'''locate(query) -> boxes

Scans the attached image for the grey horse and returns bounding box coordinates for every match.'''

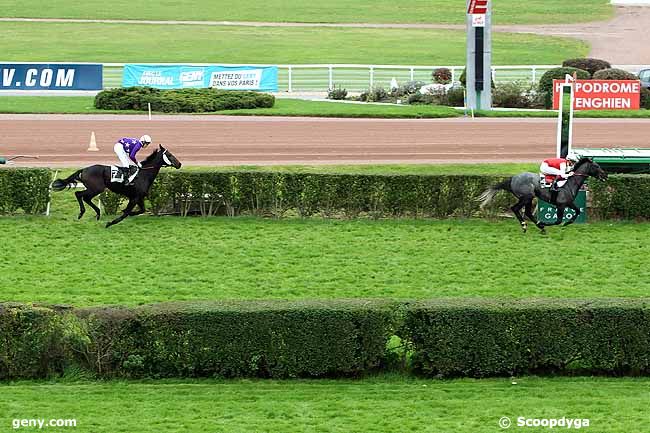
[478,158,608,233]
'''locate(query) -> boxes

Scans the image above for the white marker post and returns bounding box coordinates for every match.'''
[148,103,152,121]
[87,131,99,152]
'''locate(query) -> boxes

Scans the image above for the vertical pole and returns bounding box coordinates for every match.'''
[288,66,293,93]
[466,1,477,110]
[328,65,333,90]
[370,66,374,88]
[481,1,492,110]
[410,67,414,81]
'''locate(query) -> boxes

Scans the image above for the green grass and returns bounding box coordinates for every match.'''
[2,181,649,305]
[4,96,650,118]
[0,0,613,24]
[0,23,588,65]
[1,375,647,433]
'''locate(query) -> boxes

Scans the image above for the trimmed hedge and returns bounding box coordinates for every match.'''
[538,67,591,109]
[403,299,650,377]
[592,68,638,81]
[590,174,650,220]
[94,87,275,113]
[76,300,395,378]
[145,171,512,218]
[4,299,650,379]
[0,168,51,215]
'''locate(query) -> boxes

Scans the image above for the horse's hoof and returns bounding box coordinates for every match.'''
[105,222,112,228]
[78,214,83,220]
[96,215,101,221]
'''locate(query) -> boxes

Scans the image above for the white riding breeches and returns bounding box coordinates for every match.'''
[114,143,135,167]
[539,162,567,178]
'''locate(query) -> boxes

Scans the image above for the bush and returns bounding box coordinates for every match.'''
[359,87,390,102]
[392,81,426,98]
[403,299,650,377]
[75,300,396,378]
[94,87,275,113]
[538,67,591,108]
[327,85,348,100]
[447,87,466,107]
[562,58,611,76]
[432,68,452,84]
[641,88,650,110]
[492,81,537,109]
[592,68,638,81]
[0,168,51,215]
[145,171,513,219]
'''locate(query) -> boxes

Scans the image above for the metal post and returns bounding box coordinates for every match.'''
[328,65,333,90]
[370,66,374,88]
[410,67,414,81]
[288,66,293,93]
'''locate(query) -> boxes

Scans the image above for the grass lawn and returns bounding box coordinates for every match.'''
[3,96,650,118]
[2,178,649,305]
[0,23,588,65]
[0,0,613,25]
[1,376,647,433]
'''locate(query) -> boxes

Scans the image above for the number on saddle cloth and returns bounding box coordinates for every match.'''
[110,166,125,183]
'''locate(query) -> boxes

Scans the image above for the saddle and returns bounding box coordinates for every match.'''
[539,175,567,189]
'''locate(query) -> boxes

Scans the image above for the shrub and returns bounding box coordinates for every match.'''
[641,88,650,110]
[403,299,650,377]
[492,81,537,109]
[95,87,275,113]
[75,300,396,378]
[447,87,465,107]
[592,68,638,81]
[590,174,650,219]
[562,58,611,76]
[359,87,390,102]
[0,168,51,215]
[327,85,348,100]
[432,68,452,84]
[392,81,426,98]
[538,67,591,108]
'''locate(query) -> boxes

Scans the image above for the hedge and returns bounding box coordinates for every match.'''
[590,174,650,220]
[0,168,51,215]
[94,87,275,113]
[125,171,513,218]
[4,299,650,380]
[403,299,650,377]
[562,58,611,76]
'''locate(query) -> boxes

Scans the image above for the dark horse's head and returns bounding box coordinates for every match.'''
[141,144,182,169]
[573,157,608,182]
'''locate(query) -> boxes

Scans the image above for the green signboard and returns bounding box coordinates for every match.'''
[537,189,587,224]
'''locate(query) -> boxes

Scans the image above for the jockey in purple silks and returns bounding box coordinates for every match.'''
[113,135,151,184]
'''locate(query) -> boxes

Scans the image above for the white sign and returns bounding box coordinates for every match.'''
[471,14,486,27]
[209,69,263,90]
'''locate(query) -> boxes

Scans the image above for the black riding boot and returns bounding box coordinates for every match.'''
[123,166,137,186]
[550,179,559,203]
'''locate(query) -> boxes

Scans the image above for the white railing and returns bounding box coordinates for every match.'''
[92,63,650,93]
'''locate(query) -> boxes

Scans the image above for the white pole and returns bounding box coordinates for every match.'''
[148,103,152,121]
[288,66,293,93]
[556,84,564,158]
[46,170,59,217]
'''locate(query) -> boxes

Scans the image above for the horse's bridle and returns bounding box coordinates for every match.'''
[139,149,172,170]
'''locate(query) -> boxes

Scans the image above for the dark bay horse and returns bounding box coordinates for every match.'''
[52,145,181,227]
[478,158,608,233]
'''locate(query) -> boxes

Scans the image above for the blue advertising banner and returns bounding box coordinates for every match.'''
[123,64,278,91]
[0,63,103,90]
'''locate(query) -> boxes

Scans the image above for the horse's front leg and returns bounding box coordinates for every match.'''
[128,198,146,216]
[105,199,137,228]
[563,202,581,227]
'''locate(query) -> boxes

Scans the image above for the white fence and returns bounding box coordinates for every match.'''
[99,63,650,93]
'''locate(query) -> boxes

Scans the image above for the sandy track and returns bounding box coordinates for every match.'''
[2,116,649,167]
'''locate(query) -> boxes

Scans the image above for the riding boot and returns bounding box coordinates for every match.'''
[119,167,131,184]
[124,166,137,186]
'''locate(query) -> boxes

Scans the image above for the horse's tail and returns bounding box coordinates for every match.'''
[477,178,512,209]
[52,170,82,191]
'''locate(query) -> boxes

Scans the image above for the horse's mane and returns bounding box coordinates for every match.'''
[141,148,160,166]
[574,157,592,170]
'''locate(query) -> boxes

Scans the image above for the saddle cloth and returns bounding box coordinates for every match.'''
[110,166,125,183]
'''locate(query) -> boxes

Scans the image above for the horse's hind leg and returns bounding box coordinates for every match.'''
[82,191,102,221]
[524,198,538,226]
[510,196,528,232]
[75,190,87,219]
[128,198,146,216]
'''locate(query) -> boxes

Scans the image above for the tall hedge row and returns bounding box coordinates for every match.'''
[140,171,513,218]
[403,299,650,377]
[0,168,51,214]
[589,174,650,219]
[4,299,650,380]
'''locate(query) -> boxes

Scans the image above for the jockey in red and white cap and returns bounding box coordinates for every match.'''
[540,153,578,191]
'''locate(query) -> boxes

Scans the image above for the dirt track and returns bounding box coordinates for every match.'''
[2,115,650,167]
